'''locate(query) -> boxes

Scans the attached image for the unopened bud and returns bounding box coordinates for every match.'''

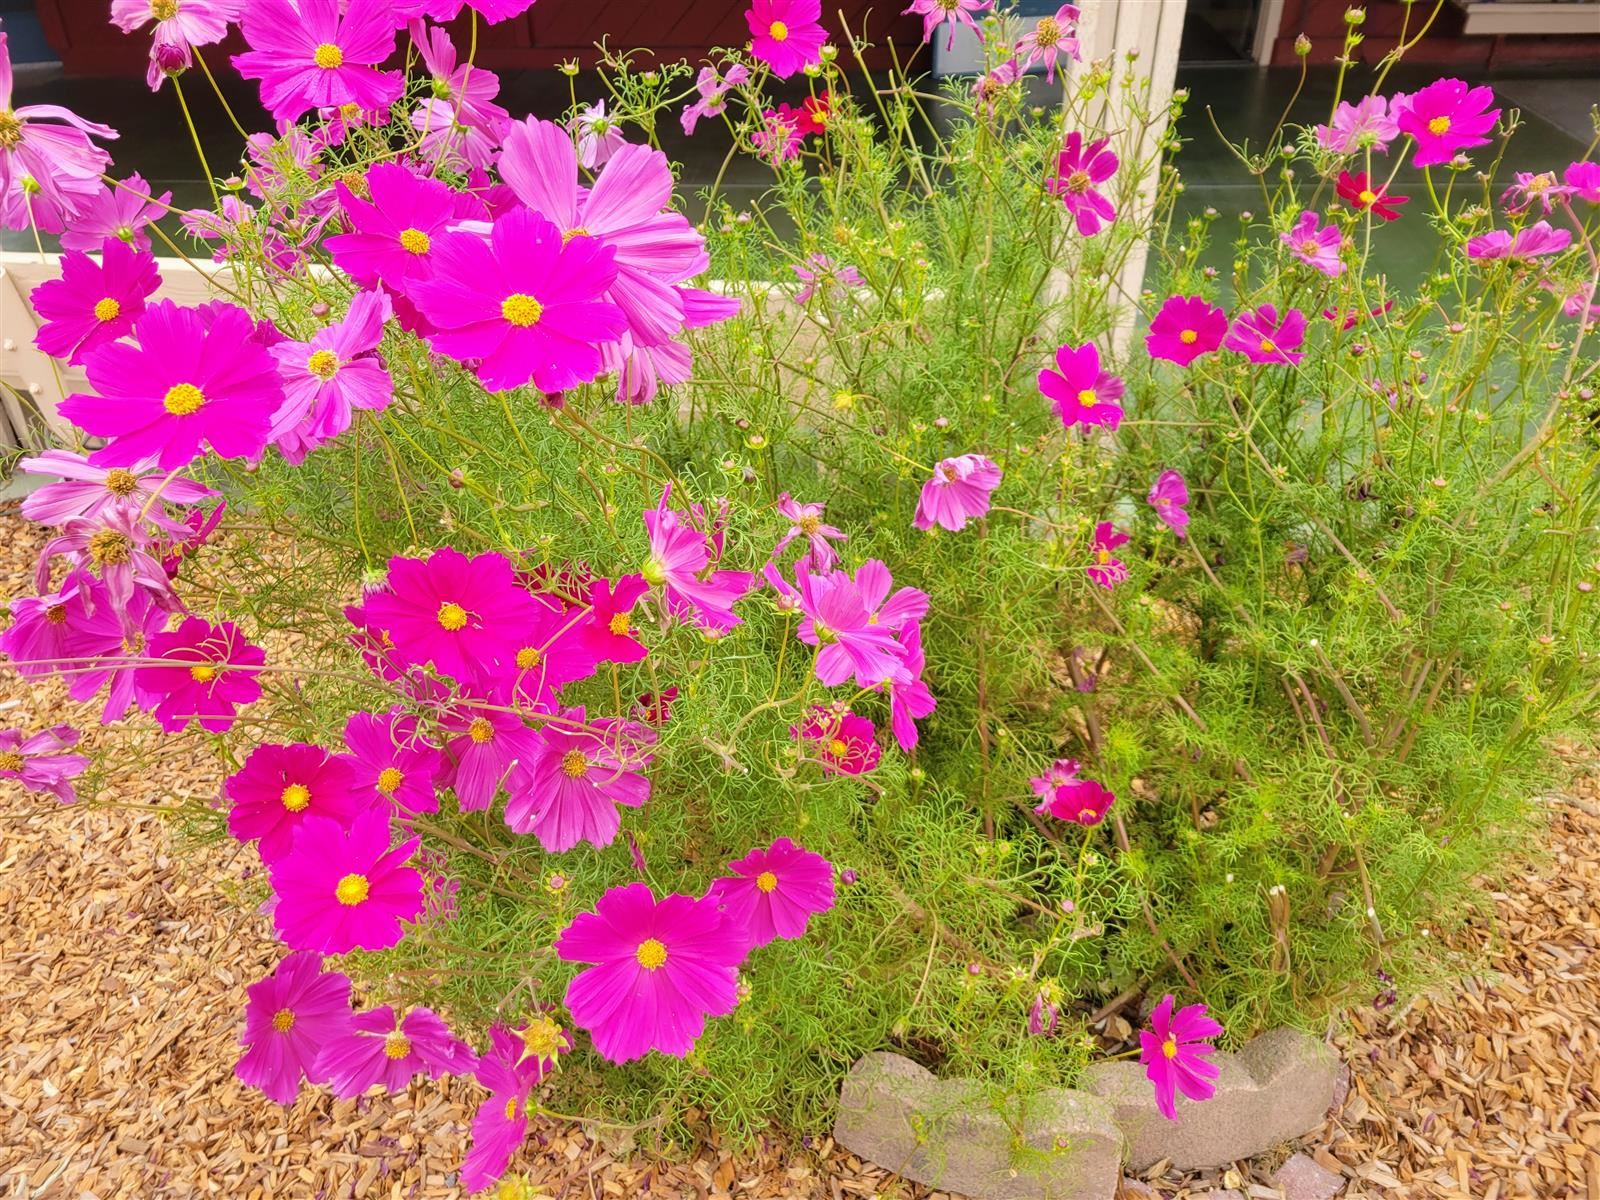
[1294,33,1312,56]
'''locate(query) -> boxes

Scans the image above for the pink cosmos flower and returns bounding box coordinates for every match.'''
[460,1022,567,1192]
[1314,95,1398,155]
[226,742,370,864]
[441,704,544,813]
[411,20,509,134]
[753,108,806,164]
[488,594,600,711]
[411,208,625,394]
[573,99,625,168]
[410,97,506,173]
[794,565,906,687]
[18,449,213,530]
[1466,220,1572,261]
[1039,341,1124,431]
[792,254,864,304]
[972,59,1020,118]
[0,31,118,216]
[1086,522,1129,590]
[1321,301,1392,331]
[1501,170,1572,215]
[233,0,403,125]
[1139,994,1223,1120]
[1048,132,1118,236]
[856,558,929,634]
[58,174,170,254]
[58,300,284,472]
[1147,469,1190,538]
[235,952,352,1104]
[914,453,1002,533]
[681,63,749,136]
[712,837,835,948]
[1565,161,1600,205]
[342,710,444,817]
[0,725,90,804]
[792,706,882,775]
[905,0,990,51]
[1035,776,1114,826]
[576,575,650,665]
[1017,5,1081,83]
[642,486,755,633]
[1146,295,1227,366]
[268,288,393,464]
[270,806,423,954]
[557,882,747,1063]
[887,622,936,751]
[161,499,225,578]
[1029,758,1080,798]
[1029,983,1061,1037]
[772,494,846,571]
[33,507,176,623]
[1392,78,1500,168]
[504,707,654,853]
[326,164,456,292]
[1224,304,1308,366]
[1282,210,1344,277]
[3,579,162,724]
[134,616,265,733]
[1336,170,1408,222]
[316,1005,473,1098]
[747,0,827,79]
[31,240,160,366]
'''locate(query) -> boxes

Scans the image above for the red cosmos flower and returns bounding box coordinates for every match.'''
[1336,170,1408,222]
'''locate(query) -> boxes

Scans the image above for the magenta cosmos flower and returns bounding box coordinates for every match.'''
[792,706,881,775]
[681,63,749,136]
[1566,160,1600,205]
[576,575,650,664]
[1282,211,1344,277]
[58,173,170,254]
[504,707,653,853]
[914,453,1002,533]
[905,0,991,51]
[1039,341,1124,431]
[270,807,423,954]
[316,1004,473,1098]
[225,741,370,864]
[326,163,456,291]
[411,208,625,393]
[1146,295,1227,366]
[1466,220,1571,261]
[1500,170,1571,215]
[747,0,827,79]
[1030,758,1080,798]
[268,288,393,464]
[31,240,160,366]
[460,1021,569,1192]
[1017,5,1081,83]
[1314,94,1398,155]
[1147,469,1190,538]
[110,0,237,88]
[557,882,747,1063]
[0,725,90,804]
[1140,994,1223,1120]
[1086,521,1129,590]
[642,486,755,633]
[772,494,846,570]
[1224,304,1308,366]
[794,564,906,687]
[1035,776,1114,826]
[3,580,163,725]
[888,623,936,751]
[0,31,117,215]
[856,558,929,633]
[18,448,213,530]
[342,709,444,817]
[753,108,805,164]
[235,951,352,1104]
[134,616,265,733]
[1048,132,1118,236]
[233,0,402,124]
[58,300,284,471]
[1392,78,1500,168]
[441,705,543,813]
[712,837,835,948]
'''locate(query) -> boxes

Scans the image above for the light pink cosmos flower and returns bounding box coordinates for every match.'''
[235,952,352,1104]
[791,707,882,775]
[35,508,176,619]
[1314,94,1398,155]
[270,806,423,955]
[1139,994,1223,1120]
[232,0,403,125]
[1048,131,1118,236]
[747,0,828,79]
[1029,983,1061,1037]
[316,1005,473,1098]
[112,0,239,89]
[641,486,755,632]
[972,59,1020,118]
[133,616,265,733]
[792,253,863,303]
[1016,5,1081,83]
[573,99,626,168]
[1501,170,1573,215]
[2,579,163,724]
[712,837,835,948]
[753,107,805,164]
[1030,758,1080,798]
[772,494,846,570]
[1146,295,1227,366]
[268,288,394,464]
[19,449,214,531]
[1039,341,1124,431]
[410,20,509,133]
[409,97,506,173]
[1147,469,1190,538]
[504,707,654,853]
[1466,220,1572,261]
[1565,160,1600,205]
[1223,303,1308,366]
[1391,78,1500,168]
[225,741,371,864]
[905,0,991,51]
[1282,210,1344,277]
[0,725,90,804]
[0,31,118,216]
[681,63,749,136]
[58,174,170,254]
[914,453,1002,533]
[1086,521,1129,590]
[794,565,905,687]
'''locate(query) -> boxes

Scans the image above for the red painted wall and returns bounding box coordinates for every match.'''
[1266,0,1600,69]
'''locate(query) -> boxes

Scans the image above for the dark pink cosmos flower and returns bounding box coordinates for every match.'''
[342,710,444,818]
[642,486,755,633]
[1029,982,1062,1037]
[712,837,835,948]
[268,288,393,464]
[1321,300,1392,331]
[225,741,370,864]
[235,952,352,1104]
[1048,132,1118,236]
[410,209,625,394]
[30,240,160,366]
[133,616,265,733]
[233,0,403,125]
[58,174,170,254]
[1086,521,1129,590]
[1565,160,1600,205]
[747,0,827,79]
[59,300,284,471]
[326,164,456,292]
[557,882,747,1063]
[1035,776,1114,826]
[460,1021,568,1193]
[634,687,679,726]
[1039,341,1125,431]
[1337,170,1408,222]
[753,107,805,165]
[504,707,654,853]
[576,575,650,665]
[270,806,423,954]
[316,1004,473,1098]
[18,449,213,531]
[1017,4,1081,82]
[3,578,162,724]
[1501,170,1572,215]
[440,704,543,813]
[792,706,881,775]
[914,453,1002,533]
[1282,210,1344,277]
[905,0,991,51]
[773,494,846,571]
[792,254,863,304]
[1392,78,1500,168]
[1315,95,1398,155]
[602,331,692,405]
[794,565,905,688]
[0,31,118,215]
[161,499,225,578]
[0,725,90,804]
[1146,295,1227,366]
[1466,220,1572,261]
[35,509,175,619]
[887,622,936,751]
[1223,304,1308,366]
[1147,469,1190,538]
[487,594,600,711]
[1140,994,1223,1120]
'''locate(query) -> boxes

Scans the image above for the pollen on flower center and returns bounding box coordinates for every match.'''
[306,349,340,380]
[1064,169,1092,194]
[189,663,216,682]
[437,601,469,631]
[607,612,631,636]
[635,938,668,969]
[1426,115,1450,136]
[560,750,589,779]
[1161,1035,1178,1059]
[377,766,404,794]
[281,783,311,811]
[504,1096,520,1120]
[1357,189,1377,205]
[1179,329,1198,345]
[756,870,779,893]
[398,227,430,254]
[45,604,68,625]
[828,738,849,758]
[1035,15,1060,44]
[0,751,24,773]
[0,111,22,149]
[768,18,789,39]
[468,717,494,744]
[104,468,138,496]
[500,293,544,327]
[1096,548,1111,564]
[516,646,541,670]
[383,1032,412,1060]
[313,42,343,70]
[797,514,821,535]
[335,873,370,905]
[163,382,206,415]
[1076,388,1097,405]
[1258,338,1276,354]
[562,225,591,243]
[89,529,131,565]
[149,0,179,18]
[272,1007,295,1033]
[93,297,122,322]
[1079,807,1098,822]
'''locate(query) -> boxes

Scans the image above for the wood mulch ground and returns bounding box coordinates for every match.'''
[1,502,1595,1199]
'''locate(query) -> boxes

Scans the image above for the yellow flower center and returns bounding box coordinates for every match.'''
[1426,115,1450,136]
[189,663,216,682]
[149,0,179,18]
[562,225,591,243]
[437,601,468,631]
[281,783,311,811]
[756,870,779,893]
[769,19,789,40]
[272,1007,295,1033]
[518,1016,565,1065]
[377,766,404,795]
[500,293,543,327]
[827,738,849,758]
[1064,169,1091,194]
[1096,548,1111,564]
[88,529,131,565]
[607,612,631,636]
[797,514,822,535]
[635,938,668,970]
[560,750,589,779]
[45,605,68,625]
[1357,189,1377,206]
[1162,1035,1179,1059]
[468,717,494,744]
[1258,338,1276,354]
[306,349,339,380]
[93,297,122,322]
[1079,807,1098,822]
[313,43,344,70]
[163,382,206,415]
[335,873,370,905]
[1035,15,1060,44]
[1179,329,1198,345]
[398,227,430,254]
[383,1032,412,1060]
[515,646,541,670]
[0,751,25,773]
[104,468,138,496]
[0,111,22,149]
[504,1096,520,1120]
[1076,388,1096,405]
